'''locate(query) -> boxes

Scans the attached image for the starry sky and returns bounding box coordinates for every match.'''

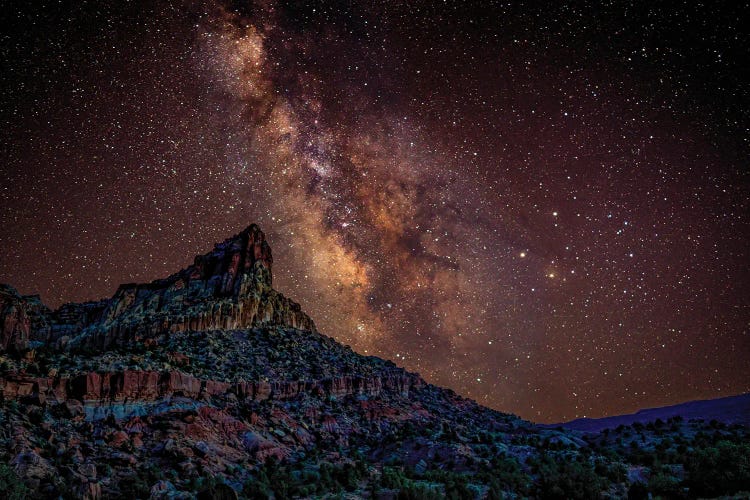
[1,0,748,423]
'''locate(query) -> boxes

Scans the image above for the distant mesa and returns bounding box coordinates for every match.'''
[0,224,315,354]
[553,392,750,432]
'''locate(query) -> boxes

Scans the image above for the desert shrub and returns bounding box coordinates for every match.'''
[4,400,20,414]
[382,467,409,489]
[397,482,442,500]
[244,458,367,497]
[96,463,113,478]
[190,473,218,493]
[685,440,750,497]
[487,454,530,492]
[418,469,473,500]
[386,467,472,500]
[487,477,511,500]
[534,453,608,499]
[595,460,627,483]
[647,472,682,498]
[243,475,273,499]
[444,477,474,500]
[332,462,361,491]
[119,473,150,498]
[0,463,28,500]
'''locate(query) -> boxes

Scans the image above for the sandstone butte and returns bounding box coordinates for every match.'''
[0,223,422,418]
[0,224,442,498]
[1,224,315,354]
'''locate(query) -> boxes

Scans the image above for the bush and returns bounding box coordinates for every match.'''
[596,461,627,483]
[119,474,150,498]
[535,454,608,499]
[487,455,530,492]
[443,474,474,500]
[243,476,272,499]
[382,467,409,489]
[685,440,750,497]
[0,463,28,500]
[243,458,368,497]
[647,472,682,498]
[397,482,442,500]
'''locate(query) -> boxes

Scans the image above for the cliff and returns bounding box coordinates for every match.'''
[0,285,51,353]
[0,224,314,353]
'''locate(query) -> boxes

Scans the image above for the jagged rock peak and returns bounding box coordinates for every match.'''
[192,223,274,291]
[0,224,315,353]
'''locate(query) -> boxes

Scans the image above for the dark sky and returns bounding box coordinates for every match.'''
[1,0,748,423]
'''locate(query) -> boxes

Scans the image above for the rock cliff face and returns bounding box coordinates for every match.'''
[0,285,51,353]
[0,369,422,421]
[0,224,314,353]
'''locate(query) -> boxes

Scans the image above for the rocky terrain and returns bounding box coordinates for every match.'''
[1,224,748,499]
[0,224,313,355]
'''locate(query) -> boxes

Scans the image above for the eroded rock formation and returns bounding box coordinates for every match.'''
[0,224,314,353]
[0,285,51,353]
[0,369,422,421]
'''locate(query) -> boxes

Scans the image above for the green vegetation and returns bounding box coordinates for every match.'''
[0,464,28,500]
[530,453,608,499]
[591,418,750,499]
[243,457,369,498]
[1,322,748,499]
[685,440,750,497]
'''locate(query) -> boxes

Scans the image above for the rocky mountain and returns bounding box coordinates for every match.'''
[0,224,313,355]
[1,224,748,499]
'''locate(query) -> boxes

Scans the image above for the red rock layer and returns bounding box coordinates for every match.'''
[0,370,423,411]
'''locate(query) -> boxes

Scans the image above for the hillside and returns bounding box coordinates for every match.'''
[1,224,748,499]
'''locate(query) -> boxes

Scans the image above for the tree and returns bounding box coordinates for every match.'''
[0,464,28,500]
[686,440,750,497]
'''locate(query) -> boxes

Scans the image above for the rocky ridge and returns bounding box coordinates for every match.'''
[0,224,314,354]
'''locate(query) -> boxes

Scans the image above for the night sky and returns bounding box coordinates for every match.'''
[1,0,748,423]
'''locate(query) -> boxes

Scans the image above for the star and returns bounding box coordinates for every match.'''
[0,0,747,423]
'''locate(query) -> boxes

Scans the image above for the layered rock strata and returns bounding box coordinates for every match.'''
[0,369,422,420]
[0,224,315,353]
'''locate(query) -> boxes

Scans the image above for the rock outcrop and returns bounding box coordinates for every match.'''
[0,224,315,354]
[0,369,423,421]
[0,285,51,353]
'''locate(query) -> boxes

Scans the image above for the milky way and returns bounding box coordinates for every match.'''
[1,0,748,422]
